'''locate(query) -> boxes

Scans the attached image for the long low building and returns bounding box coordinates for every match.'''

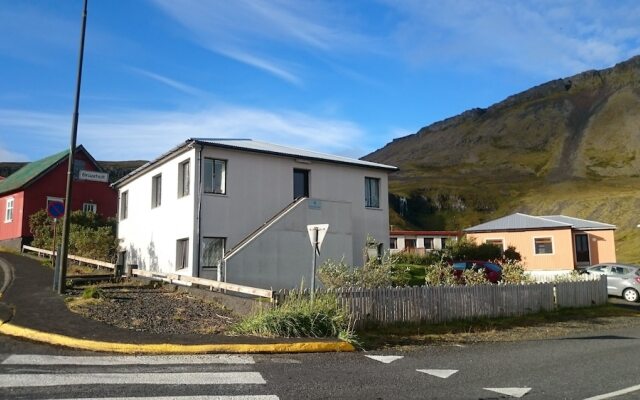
[389,230,461,254]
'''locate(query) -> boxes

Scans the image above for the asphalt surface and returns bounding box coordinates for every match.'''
[0,252,346,348]
[1,325,640,399]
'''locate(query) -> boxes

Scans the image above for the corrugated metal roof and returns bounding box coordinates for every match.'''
[540,215,617,230]
[193,138,398,171]
[465,213,616,232]
[114,138,397,187]
[390,230,462,237]
[465,213,570,232]
[0,149,69,195]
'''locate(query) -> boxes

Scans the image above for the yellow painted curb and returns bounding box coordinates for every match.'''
[0,323,355,354]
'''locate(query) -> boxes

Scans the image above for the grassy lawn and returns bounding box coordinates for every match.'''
[358,304,640,349]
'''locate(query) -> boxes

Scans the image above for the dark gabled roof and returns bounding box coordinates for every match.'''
[465,212,616,232]
[114,138,398,188]
[0,145,99,196]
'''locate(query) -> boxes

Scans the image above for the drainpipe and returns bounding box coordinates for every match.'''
[195,143,203,277]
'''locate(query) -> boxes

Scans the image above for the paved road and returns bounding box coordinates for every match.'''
[2,325,640,399]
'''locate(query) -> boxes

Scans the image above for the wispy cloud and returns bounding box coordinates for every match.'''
[127,67,207,97]
[0,106,368,161]
[149,0,372,85]
[0,144,28,162]
[383,0,640,77]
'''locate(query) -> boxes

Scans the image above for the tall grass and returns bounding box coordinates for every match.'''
[233,291,357,343]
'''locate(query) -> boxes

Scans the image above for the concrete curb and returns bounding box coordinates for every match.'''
[0,323,356,354]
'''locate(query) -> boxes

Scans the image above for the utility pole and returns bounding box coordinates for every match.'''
[57,0,88,294]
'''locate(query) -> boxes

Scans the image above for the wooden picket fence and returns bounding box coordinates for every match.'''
[275,276,607,327]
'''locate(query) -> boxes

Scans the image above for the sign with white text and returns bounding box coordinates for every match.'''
[79,170,109,182]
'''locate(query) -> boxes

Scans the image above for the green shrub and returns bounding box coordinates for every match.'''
[233,291,356,342]
[82,285,103,299]
[462,268,488,286]
[29,209,118,262]
[424,260,458,286]
[500,260,534,284]
[318,252,409,289]
[551,271,585,283]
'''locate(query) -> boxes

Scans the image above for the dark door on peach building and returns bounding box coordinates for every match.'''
[575,234,590,264]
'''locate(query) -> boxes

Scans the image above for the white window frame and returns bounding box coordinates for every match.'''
[390,237,398,249]
[204,158,227,195]
[423,237,434,249]
[201,237,225,269]
[82,203,97,213]
[176,238,189,270]
[4,197,14,222]
[364,177,380,208]
[178,159,190,198]
[533,236,554,255]
[151,174,162,208]
[120,190,128,221]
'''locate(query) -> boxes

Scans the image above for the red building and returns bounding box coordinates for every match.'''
[0,146,117,249]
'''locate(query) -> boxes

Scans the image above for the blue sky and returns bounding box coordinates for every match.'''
[1,0,639,162]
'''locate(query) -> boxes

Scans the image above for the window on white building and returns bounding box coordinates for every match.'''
[365,177,380,208]
[176,238,189,270]
[390,238,397,249]
[151,174,162,208]
[83,203,97,213]
[204,158,226,194]
[201,237,225,269]
[424,238,434,249]
[4,198,14,222]
[178,160,190,198]
[120,191,128,220]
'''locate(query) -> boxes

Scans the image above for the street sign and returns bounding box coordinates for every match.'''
[79,170,109,182]
[47,201,65,219]
[307,224,329,254]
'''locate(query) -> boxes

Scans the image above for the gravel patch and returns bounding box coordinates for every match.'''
[66,281,237,335]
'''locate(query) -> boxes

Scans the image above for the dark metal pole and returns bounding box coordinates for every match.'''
[57,0,88,294]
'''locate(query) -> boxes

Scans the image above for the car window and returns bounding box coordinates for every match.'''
[589,265,607,273]
[452,262,466,270]
[484,262,502,272]
[610,266,629,275]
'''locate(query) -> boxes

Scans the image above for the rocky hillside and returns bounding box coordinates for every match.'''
[365,55,640,262]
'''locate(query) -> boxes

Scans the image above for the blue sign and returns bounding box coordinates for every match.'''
[47,201,65,219]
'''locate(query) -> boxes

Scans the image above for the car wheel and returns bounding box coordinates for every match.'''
[623,288,639,302]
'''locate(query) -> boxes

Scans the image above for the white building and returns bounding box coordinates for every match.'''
[114,138,397,290]
[389,230,461,254]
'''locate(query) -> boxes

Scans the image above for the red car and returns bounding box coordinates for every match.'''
[452,260,503,283]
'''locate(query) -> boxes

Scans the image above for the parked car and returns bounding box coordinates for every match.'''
[578,263,640,302]
[451,260,502,283]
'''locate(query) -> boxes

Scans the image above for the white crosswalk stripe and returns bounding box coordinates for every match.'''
[2,354,255,365]
[0,354,279,400]
[0,371,266,387]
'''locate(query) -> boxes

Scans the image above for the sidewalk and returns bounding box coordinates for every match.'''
[0,252,354,354]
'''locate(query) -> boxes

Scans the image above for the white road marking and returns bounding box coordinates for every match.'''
[484,387,532,398]
[0,372,266,387]
[48,397,279,400]
[364,355,404,364]
[583,383,640,400]
[2,354,255,365]
[416,369,458,378]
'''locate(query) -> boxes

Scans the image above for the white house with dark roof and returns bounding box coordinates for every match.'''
[113,138,397,290]
[465,213,617,276]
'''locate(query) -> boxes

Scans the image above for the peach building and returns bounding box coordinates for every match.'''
[465,213,616,276]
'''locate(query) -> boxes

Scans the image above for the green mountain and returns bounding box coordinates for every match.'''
[364,55,640,263]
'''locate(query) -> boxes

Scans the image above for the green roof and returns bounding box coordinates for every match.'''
[0,149,69,195]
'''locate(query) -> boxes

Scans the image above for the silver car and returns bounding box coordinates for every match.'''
[580,263,640,302]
